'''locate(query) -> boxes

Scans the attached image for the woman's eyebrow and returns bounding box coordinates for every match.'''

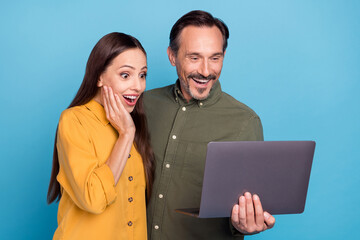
[118,65,135,69]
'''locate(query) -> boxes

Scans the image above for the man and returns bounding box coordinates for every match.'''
[143,10,276,239]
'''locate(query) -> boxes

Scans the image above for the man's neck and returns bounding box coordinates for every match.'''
[179,82,192,102]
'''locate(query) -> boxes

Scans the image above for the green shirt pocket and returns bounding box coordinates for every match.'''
[181,141,208,187]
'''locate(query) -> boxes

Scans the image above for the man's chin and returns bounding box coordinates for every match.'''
[191,89,211,101]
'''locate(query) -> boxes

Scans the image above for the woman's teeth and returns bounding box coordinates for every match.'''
[123,95,137,102]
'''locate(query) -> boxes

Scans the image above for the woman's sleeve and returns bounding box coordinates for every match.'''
[56,110,117,214]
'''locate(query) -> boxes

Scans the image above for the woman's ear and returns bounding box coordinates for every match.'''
[97,77,103,87]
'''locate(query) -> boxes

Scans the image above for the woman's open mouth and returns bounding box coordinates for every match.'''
[123,95,139,106]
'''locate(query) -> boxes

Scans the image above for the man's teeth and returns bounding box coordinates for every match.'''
[193,78,209,84]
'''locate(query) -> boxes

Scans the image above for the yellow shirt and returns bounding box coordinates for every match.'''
[54,99,147,240]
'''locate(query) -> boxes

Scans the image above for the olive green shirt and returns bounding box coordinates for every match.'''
[144,80,263,240]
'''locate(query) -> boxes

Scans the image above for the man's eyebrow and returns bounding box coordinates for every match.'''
[185,52,224,57]
[186,53,201,56]
[211,52,224,57]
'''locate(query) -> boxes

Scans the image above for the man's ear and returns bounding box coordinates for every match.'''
[167,47,176,66]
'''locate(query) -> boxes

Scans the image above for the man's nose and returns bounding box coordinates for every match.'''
[198,60,210,77]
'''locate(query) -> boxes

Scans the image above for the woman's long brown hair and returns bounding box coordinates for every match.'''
[47,32,155,204]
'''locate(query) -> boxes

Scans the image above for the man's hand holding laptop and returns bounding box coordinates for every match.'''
[231,192,276,234]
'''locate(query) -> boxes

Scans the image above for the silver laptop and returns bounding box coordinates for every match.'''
[176,141,316,218]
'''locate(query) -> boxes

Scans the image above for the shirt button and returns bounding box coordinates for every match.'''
[128,221,133,226]
[128,154,131,158]
[172,135,177,140]
[165,163,170,168]
[128,197,133,202]
[128,176,133,181]
[159,194,163,199]
[199,102,203,106]
[154,225,159,230]
[182,106,186,111]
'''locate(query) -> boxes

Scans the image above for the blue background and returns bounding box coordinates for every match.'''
[1,0,359,239]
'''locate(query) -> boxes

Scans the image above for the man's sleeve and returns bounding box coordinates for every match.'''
[238,115,264,141]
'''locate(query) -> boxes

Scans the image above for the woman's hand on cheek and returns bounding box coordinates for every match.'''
[102,86,135,136]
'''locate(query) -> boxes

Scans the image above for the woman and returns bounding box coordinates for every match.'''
[47,32,154,239]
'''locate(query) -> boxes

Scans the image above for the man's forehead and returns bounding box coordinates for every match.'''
[178,25,224,52]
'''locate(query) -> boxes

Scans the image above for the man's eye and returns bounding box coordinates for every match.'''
[212,57,219,61]
[191,57,198,61]
[120,73,129,79]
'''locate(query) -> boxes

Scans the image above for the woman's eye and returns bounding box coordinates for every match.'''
[140,73,147,79]
[120,73,129,79]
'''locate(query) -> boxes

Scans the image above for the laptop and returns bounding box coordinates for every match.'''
[175,141,316,218]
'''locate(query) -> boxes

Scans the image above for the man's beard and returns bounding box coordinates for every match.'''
[180,73,217,100]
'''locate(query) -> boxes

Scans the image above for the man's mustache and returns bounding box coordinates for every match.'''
[188,73,216,81]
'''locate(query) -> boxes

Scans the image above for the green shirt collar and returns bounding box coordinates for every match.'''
[172,79,222,107]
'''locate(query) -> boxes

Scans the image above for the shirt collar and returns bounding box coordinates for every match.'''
[172,79,222,107]
[84,99,109,126]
